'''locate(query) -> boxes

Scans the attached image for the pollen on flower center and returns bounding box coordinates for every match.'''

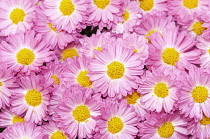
[59,0,75,16]
[200,116,210,125]
[162,48,180,66]
[76,70,92,87]
[158,122,174,138]
[16,48,35,65]
[191,86,208,103]
[122,10,129,22]
[48,23,57,32]
[126,91,141,104]
[61,48,78,60]
[51,75,60,85]
[183,0,198,9]
[12,116,24,124]
[10,8,25,24]
[108,117,124,134]
[154,83,169,98]
[0,82,2,86]
[107,61,125,79]
[72,105,90,122]
[94,0,110,9]
[139,0,154,12]
[25,89,42,107]
[51,131,67,139]
[191,22,207,35]
[94,46,102,51]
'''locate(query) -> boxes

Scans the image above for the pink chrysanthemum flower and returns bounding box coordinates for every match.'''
[79,31,115,58]
[53,87,101,139]
[0,63,18,109]
[89,43,144,98]
[63,56,92,88]
[168,0,210,23]
[0,0,35,36]
[88,0,123,29]
[179,67,210,120]
[134,14,174,40]
[138,112,188,139]
[43,121,70,139]
[137,0,168,16]
[197,37,210,69]
[0,109,25,128]
[147,24,200,71]
[0,31,54,74]
[11,73,50,124]
[138,68,183,113]
[34,2,74,50]
[95,101,138,139]
[43,0,88,33]
[112,1,142,34]
[117,33,148,61]
[3,123,44,139]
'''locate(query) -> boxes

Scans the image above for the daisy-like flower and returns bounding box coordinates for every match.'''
[43,121,70,139]
[168,0,210,23]
[0,0,35,36]
[138,112,188,139]
[197,37,210,69]
[138,67,182,113]
[79,31,115,58]
[0,63,18,109]
[137,0,168,16]
[34,2,74,50]
[117,33,148,61]
[178,67,210,120]
[43,0,88,33]
[63,56,92,88]
[147,24,200,71]
[3,123,44,139]
[95,101,138,139]
[0,109,25,128]
[88,0,123,29]
[188,115,210,139]
[134,14,174,41]
[112,0,142,34]
[0,31,54,74]
[11,73,50,124]
[53,87,101,139]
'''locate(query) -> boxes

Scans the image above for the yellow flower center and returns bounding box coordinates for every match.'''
[51,131,67,139]
[200,116,210,125]
[146,30,156,37]
[191,22,207,35]
[72,105,90,122]
[108,117,124,134]
[59,0,75,16]
[48,23,57,32]
[107,61,125,79]
[208,49,210,55]
[126,91,141,104]
[94,46,102,51]
[25,89,42,107]
[16,48,35,65]
[94,0,110,9]
[139,0,154,11]
[10,8,25,24]
[162,48,180,66]
[0,82,2,86]
[191,86,208,103]
[158,122,174,138]
[76,70,92,87]
[122,10,129,22]
[183,0,198,9]
[154,83,169,98]
[12,116,24,124]
[61,48,78,60]
[51,75,60,85]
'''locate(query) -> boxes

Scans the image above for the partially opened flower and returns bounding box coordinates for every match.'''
[0,31,54,74]
[0,0,35,36]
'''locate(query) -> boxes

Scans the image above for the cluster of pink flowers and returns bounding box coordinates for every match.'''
[0,0,210,139]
